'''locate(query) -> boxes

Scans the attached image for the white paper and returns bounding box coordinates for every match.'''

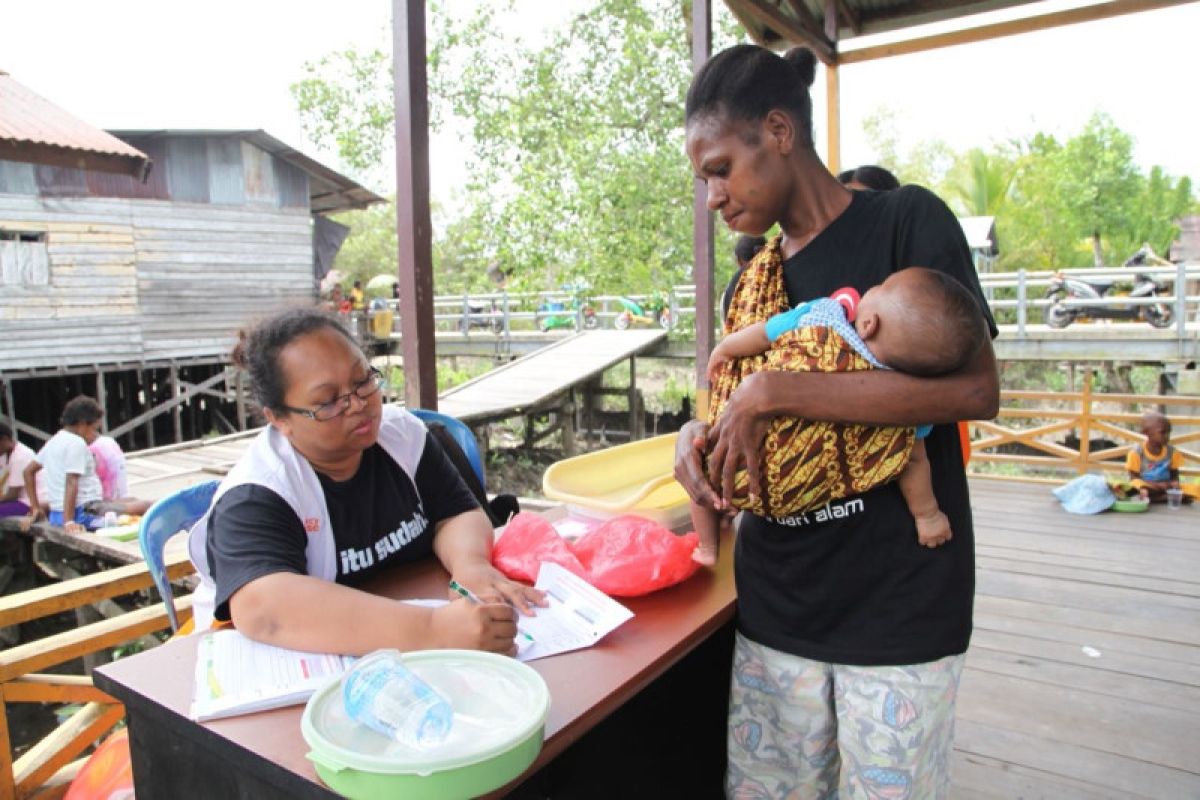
[190,630,354,722]
[516,562,634,662]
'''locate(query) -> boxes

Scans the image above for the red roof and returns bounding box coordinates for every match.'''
[0,70,151,180]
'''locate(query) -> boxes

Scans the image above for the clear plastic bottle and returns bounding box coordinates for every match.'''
[342,650,453,749]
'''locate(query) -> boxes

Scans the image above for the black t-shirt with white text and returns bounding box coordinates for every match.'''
[206,434,478,622]
[731,186,998,666]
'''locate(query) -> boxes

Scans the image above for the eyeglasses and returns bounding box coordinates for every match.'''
[279,368,386,422]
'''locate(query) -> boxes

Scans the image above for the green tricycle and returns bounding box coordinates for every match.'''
[613,294,672,330]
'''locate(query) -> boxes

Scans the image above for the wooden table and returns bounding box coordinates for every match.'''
[95,544,737,799]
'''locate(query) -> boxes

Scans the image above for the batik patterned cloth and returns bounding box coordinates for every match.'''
[708,236,914,518]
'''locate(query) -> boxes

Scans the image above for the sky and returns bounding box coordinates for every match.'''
[4,0,1198,202]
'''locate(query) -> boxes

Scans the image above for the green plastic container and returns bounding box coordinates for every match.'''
[302,650,549,800]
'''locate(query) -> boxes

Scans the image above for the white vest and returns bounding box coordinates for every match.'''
[187,404,428,631]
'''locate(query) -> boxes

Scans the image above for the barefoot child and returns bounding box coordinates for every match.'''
[692,267,986,564]
[1126,412,1186,502]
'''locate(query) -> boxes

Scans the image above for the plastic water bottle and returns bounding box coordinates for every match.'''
[342,650,453,749]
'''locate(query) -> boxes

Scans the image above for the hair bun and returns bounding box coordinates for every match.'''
[783,47,817,88]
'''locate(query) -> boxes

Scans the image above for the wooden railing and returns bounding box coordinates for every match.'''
[967,375,1200,482]
[0,552,194,800]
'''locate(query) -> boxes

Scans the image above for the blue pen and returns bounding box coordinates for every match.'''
[449,580,534,642]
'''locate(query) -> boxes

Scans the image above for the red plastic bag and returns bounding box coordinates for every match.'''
[492,512,587,583]
[571,515,701,597]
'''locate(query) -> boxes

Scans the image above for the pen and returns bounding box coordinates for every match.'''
[449,580,534,642]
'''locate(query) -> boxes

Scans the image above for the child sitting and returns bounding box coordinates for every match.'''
[693,267,987,565]
[1126,412,1188,503]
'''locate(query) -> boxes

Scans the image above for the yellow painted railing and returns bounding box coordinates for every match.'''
[0,552,194,800]
[967,375,1200,482]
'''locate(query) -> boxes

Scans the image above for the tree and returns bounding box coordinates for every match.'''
[293,0,746,297]
[944,147,1018,218]
[1056,113,1142,267]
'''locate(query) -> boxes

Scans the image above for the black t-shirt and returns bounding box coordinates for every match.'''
[206,434,479,622]
[731,185,998,666]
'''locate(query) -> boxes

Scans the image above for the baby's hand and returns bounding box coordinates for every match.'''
[706,346,733,383]
[915,510,952,548]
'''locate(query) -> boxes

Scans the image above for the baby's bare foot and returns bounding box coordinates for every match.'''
[692,543,719,566]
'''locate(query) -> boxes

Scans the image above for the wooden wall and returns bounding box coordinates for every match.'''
[0,194,313,372]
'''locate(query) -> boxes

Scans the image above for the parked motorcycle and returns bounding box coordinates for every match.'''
[461,300,502,334]
[1042,247,1174,329]
[613,294,671,330]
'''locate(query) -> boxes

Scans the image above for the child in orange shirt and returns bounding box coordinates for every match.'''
[1126,412,1186,502]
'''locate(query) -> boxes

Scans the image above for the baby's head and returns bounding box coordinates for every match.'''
[855,267,986,376]
[1139,411,1171,449]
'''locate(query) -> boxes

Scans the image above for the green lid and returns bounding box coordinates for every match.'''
[301,650,549,776]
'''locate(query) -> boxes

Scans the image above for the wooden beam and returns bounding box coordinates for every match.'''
[739,0,836,64]
[13,702,125,797]
[0,598,190,682]
[5,680,114,705]
[782,0,830,45]
[106,370,228,439]
[840,0,1199,64]
[692,0,715,420]
[392,0,438,410]
[833,0,860,34]
[0,551,193,628]
[825,61,841,174]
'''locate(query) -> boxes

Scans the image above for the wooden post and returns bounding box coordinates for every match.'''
[628,356,638,439]
[95,370,108,433]
[825,62,841,174]
[692,0,714,421]
[0,684,13,800]
[169,365,183,445]
[1078,371,1093,474]
[561,400,576,457]
[141,370,155,448]
[3,379,15,432]
[393,0,438,410]
[235,369,247,431]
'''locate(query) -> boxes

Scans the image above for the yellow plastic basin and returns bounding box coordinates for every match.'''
[542,433,690,526]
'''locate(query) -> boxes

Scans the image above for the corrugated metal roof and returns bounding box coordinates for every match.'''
[108,129,384,214]
[0,70,152,180]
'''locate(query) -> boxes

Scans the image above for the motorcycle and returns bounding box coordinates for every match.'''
[613,294,671,330]
[461,300,502,334]
[1042,246,1174,329]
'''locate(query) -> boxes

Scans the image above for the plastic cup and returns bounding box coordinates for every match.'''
[1165,488,1183,510]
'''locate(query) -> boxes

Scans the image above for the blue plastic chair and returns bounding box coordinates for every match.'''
[138,480,219,633]
[408,408,485,485]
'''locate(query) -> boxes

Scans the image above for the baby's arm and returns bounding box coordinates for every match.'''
[707,322,771,383]
[898,439,952,547]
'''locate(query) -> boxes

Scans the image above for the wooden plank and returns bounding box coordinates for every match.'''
[951,751,1112,800]
[0,598,191,682]
[975,594,1197,646]
[0,551,193,627]
[954,718,1200,798]
[13,702,124,797]
[5,680,114,705]
[978,552,1200,597]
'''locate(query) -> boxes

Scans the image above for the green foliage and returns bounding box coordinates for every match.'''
[944,147,1018,218]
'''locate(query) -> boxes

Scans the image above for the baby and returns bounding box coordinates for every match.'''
[693,267,987,564]
[1126,411,1185,502]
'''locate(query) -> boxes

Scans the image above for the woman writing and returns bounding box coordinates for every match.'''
[678,45,998,797]
[189,308,542,655]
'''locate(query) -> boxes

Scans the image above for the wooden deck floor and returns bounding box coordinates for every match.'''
[956,477,1200,799]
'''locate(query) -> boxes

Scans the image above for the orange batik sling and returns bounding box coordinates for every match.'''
[706,236,915,518]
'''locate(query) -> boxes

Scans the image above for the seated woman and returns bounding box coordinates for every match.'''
[188,308,543,655]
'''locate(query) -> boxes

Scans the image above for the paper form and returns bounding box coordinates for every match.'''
[190,630,354,722]
[516,562,634,662]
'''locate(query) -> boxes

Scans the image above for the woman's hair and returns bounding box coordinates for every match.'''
[231,308,358,413]
[685,44,818,145]
[734,234,767,266]
[61,395,103,427]
[836,165,900,192]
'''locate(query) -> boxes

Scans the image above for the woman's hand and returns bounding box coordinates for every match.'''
[706,372,773,504]
[675,419,725,511]
[429,598,520,656]
[449,562,546,616]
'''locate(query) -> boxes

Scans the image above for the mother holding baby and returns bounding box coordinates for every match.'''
[675,44,999,798]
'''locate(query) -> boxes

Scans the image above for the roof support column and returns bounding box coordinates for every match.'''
[824,0,841,174]
[691,0,715,420]
[392,0,438,410]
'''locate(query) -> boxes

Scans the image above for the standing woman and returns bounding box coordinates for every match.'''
[189,308,542,655]
[678,45,998,797]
